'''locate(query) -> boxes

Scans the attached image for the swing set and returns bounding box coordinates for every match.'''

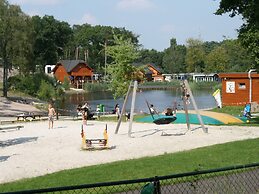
[115,80,208,137]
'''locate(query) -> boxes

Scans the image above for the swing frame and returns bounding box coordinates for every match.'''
[115,80,208,137]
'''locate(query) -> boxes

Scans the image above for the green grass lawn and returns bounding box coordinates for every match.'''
[1,138,258,192]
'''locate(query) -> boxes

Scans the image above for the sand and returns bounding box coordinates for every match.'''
[1,119,259,184]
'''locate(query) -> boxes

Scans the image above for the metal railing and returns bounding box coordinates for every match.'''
[2,162,259,194]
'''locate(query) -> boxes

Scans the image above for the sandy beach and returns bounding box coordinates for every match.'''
[1,118,259,184]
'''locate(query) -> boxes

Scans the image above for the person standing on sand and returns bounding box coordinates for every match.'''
[115,104,120,120]
[48,104,56,129]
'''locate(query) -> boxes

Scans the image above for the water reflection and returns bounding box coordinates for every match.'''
[61,89,217,116]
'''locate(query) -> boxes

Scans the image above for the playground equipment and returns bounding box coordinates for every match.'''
[115,80,208,137]
[81,124,111,150]
[145,100,177,125]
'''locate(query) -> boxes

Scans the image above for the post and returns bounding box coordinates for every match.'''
[248,69,256,103]
[104,41,107,77]
[184,80,207,133]
[54,83,59,120]
[128,80,138,137]
[115,82,132,134]
[181,82,191,130]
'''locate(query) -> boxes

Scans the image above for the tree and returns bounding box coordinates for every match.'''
[31,15,73,72]
[185,38,205,72]
[216,0,259,65]
[162,38,187,73]
[106,34,140,98]
[204,46,229,73]
[137,49,164,67]
[220,39,254,72]
[72,24,139,73]
[0,0,33,96]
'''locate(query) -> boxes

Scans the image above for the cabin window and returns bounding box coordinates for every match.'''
[47,67,52,73]
[238,83,246,89]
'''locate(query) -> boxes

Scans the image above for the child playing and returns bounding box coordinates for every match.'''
[48,104,56,129]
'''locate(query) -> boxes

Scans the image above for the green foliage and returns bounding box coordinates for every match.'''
[239,28,259,65]
[188,81,219,91]
[106,34,140,98]
[8,73,55,98]
[216,0,259,66]
[220,39,254,71]
[139,80,181,87]
[83,83,109,92]
[137,49,164,67]
[162,38,187,73]
[37,80,55,100]
[210,106,243,116]
[204,46,229,73]
[185,38,206,72]
[1,138,258,192]
[62,78,70,90]
[0,0,34,96]
[31,15,73,71]
[72,24,139,72]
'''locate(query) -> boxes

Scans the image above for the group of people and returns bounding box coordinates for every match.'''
[150,104,177,117]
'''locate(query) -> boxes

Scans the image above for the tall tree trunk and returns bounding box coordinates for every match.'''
[3,59,8,97]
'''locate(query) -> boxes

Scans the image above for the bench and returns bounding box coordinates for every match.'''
[0,125,24,131]
[17,113,42,121]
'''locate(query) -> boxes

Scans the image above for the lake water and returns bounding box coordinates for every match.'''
[59,89,217,116]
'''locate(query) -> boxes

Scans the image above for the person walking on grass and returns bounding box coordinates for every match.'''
[48,103,56,129]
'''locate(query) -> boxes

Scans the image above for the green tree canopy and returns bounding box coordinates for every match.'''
[106,34,140,99]
[72,24,139,73]
[137,49,164,67]
[216,0,259,65]
[32,15,73,72]
[0,0,34,96]
[185,38,205,72]
[162,38,186,73]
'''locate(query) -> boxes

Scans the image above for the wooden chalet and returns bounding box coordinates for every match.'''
[219,72,259,106]
[52,60,93,89]
[134,63,164,82]
[147,63,164,82]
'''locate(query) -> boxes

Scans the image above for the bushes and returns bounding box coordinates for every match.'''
[8,73,56,100]
[37,80,55,100]
[83,82,109,92]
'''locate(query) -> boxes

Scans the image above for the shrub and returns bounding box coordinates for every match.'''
[83,83,109,92]
[8,73,56,97]
[62,77,70,90]
[37,80,55,100]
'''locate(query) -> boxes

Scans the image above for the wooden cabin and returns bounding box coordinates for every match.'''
[147,63,164,82]
[133,63,163,82]
[219,72,259,106]
[52,60,93,89]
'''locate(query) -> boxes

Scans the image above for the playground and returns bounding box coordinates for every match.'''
[136,110,244,125]
[1,119,259,184]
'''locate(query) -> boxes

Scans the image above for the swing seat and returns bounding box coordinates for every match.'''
[153,116,177,125]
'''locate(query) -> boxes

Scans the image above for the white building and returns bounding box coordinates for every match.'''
[192,73,219,82]
[45,65,56,76]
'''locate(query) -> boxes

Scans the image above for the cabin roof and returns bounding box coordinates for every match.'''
[219,72,259,79]
[56,60,92,72]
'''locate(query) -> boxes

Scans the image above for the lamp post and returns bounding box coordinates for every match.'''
[248,69,256,103]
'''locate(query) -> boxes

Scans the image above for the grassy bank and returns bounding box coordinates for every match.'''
[1,138,258,192]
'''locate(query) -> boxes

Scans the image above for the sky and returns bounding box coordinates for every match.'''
[9,0,243,51]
